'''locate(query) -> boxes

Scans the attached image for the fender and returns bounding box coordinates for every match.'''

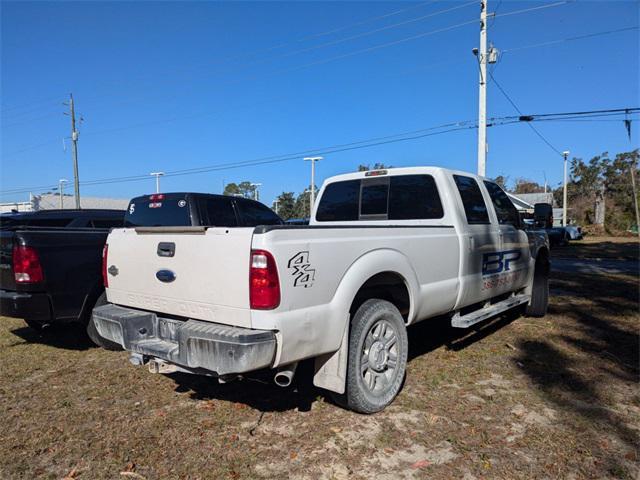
[313,248,419,393]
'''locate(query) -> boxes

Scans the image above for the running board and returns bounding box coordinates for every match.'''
[451,294,530,328]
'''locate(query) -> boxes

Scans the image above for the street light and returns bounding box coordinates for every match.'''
[562,151,570,227]
[250,183,262,201]
[150,172,165,194]
[58,179,68,209]
[304,156,323,212]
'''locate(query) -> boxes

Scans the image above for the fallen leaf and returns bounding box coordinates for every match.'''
[330,427,342,433]
[411,460,431,469]
[62,467,79,480]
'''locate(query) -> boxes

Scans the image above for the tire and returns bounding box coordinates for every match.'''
[24,318,45,332]
[86,292,123,351]
[526,254,549,317]
[341,299,408,414]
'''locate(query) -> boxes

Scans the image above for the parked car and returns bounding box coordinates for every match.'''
[564,225,583,240]
[93,168,549,413]
[0,209,125,347]
[531,202,570,247]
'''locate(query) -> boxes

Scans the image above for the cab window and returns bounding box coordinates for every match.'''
[453,175,490,224]
[484,181,520,227]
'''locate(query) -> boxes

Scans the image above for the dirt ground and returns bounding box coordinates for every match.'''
[0,238,638,479]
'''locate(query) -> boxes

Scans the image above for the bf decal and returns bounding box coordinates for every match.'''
[482,250,521,275]
[288,251,316,288]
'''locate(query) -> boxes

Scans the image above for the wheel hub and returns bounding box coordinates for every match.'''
[368,340,389,372]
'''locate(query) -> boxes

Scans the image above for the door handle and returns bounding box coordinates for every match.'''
[157,242,175,257]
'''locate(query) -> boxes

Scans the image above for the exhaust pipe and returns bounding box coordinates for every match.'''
[273,362,298,387]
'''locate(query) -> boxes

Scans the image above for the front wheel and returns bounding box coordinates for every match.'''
[342,299,408,414]
[526,254,550,317]
[86,292,123,351]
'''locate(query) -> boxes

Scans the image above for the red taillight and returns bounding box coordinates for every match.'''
[149,194,165,201]
[13,245,43,284]
[102,244,109,288]
[249,249,280,310]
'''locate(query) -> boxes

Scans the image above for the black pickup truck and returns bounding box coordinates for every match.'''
[0,209,125,343]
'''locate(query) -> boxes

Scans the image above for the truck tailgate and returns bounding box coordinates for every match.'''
[105,227,254,327]
[0,230,16,290]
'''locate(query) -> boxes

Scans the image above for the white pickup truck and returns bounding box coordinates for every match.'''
[93,167,549,413]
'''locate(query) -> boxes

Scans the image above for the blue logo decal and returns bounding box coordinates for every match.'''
[482,250,521,275]
[156,269,176,283]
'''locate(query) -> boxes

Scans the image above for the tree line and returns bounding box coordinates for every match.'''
[224,151,639,231]
[494,149,639,232]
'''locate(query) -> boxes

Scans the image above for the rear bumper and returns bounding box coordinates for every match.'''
[91,304,277,375]
[0,289,51,323]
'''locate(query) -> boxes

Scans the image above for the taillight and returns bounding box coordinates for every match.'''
[102,244,109,288]
[250,250,280,310]
[13,245,44,284]
[149,194,165,201]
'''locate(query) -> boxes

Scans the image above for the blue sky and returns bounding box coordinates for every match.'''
[1,0,638,206]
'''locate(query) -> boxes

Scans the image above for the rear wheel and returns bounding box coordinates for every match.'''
[526,253,550,317]
[341,299,408,414]
[86,293,123,351]
[24,318,45,331]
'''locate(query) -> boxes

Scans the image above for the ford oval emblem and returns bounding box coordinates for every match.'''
[156,269,176,283]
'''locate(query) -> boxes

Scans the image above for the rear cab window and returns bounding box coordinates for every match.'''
[316,174,444,222]
[236,200,283,226]
[197,196,238,227]
[124,194,192,227]
[453,175,490,224]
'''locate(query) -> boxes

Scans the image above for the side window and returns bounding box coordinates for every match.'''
[199,197,238,227]
[316,180,360,222]
[360,179,389,217]
[389,175,444,220]
[484,181,520,227]
[236,201,282,226]
[453,175,490,224]
[90,218,124,229]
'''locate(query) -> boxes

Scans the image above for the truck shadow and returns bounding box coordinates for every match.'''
[169,313,522,413]
[9,324,96,351]
[169,363,318,413]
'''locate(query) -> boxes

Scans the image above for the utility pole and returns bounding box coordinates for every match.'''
[150,172,165,193]
[562,150,570,227]
[58,179,68,209]
[67,94,81,209]
[304,156,322,211]
[476,0,488,177]
[630,165,640,238]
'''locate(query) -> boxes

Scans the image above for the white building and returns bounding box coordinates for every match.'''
[0,194,129,213]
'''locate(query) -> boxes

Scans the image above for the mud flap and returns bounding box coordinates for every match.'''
[313,314,349,394]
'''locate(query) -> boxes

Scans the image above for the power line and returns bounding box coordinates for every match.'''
[488,71,563,156]
[1,120,480,195]
[502,25,639,53]
[3,106,638,196]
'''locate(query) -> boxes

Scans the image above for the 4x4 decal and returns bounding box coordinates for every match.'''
[288,251,316,288]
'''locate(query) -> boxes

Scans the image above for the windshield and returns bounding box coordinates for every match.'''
[124,194,192,227]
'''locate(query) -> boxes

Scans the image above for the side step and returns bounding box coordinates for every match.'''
[451,294,530,328]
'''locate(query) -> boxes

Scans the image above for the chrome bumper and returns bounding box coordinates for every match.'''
[91,304,276,375]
